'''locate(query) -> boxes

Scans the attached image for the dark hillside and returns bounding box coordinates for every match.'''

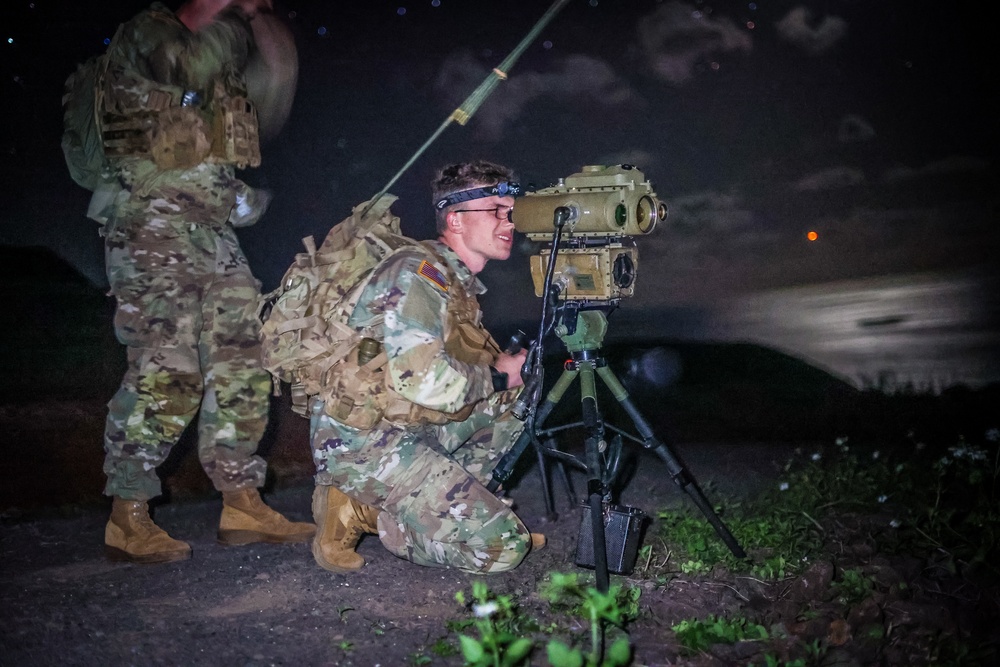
[0,245,123,403]
[1,250,995,514]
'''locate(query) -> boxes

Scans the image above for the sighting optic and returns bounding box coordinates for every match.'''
[496,165,744,592]
[512,164,667,304]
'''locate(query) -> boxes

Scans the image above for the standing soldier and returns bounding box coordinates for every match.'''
[97,0,313,563]
[310,160,545,574]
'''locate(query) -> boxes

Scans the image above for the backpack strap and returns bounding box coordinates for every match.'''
[94,24,124,156]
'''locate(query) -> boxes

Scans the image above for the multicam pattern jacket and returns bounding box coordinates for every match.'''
[346,240,501,421]
[100,2,258,210]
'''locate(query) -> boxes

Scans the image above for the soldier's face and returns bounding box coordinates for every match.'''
[455,194,516,266]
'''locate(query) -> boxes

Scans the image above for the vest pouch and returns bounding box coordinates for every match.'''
[208,86,261,169]
[321,346,388,430]
[148,106,212,170]
[100,66,182,161]
[383,391,476,426]
[101,112,154,160]
[446,320,500,367]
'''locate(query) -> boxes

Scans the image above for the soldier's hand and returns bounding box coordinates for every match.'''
[494,350,528,389]
[229,186,273,227]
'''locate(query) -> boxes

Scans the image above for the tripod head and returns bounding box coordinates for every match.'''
[553,305,610,355]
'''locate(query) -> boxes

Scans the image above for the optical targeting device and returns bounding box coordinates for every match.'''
[496,164,744,591]
[512,164,667,304]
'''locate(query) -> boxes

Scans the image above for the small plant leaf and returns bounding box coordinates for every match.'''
[607,636,632,665]
[502,637,534,665]
[547,640,584,667]
[459,635,484,663]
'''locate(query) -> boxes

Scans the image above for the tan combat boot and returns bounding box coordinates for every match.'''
[311,485,381,573]
[217,488,316,545]
[105,497,192,564]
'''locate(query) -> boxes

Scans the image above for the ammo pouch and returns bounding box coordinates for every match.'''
[319,244,501,429]
[323,344,389,430]
[148,106,212,169]
[383,388,476,426]
[447,318,501,367]
[322,340,477,429]
[99,76,178,163]
[206,81,261,169]
[101,76,260,170]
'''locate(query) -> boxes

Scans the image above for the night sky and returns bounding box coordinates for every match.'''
[2,0,997,382]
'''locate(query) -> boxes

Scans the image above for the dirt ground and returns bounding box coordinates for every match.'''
[1,397,997,666]
[4,250,998,665]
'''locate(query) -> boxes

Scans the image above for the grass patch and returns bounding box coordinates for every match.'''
[640,431,1000,583]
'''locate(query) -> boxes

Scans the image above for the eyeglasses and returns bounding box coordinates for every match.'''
[454,205,514,222]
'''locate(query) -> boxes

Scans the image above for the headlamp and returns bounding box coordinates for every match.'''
[434,181,522,210]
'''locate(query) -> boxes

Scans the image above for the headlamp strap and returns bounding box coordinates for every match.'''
[434,181,522,210]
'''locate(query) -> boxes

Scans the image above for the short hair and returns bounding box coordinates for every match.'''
[431,160,516,234]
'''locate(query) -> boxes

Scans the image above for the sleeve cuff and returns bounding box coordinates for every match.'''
[489,366,509,392]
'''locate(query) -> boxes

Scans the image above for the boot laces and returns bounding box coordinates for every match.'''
[127,504,162,537]
[343,523,364,545]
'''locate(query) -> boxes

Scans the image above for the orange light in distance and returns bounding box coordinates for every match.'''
[806,231,819,241]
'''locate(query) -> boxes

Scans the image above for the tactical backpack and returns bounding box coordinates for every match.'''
[260,194,503,427]
[258,195,417,420]
[61,26,123,191]
[61,54,109,191]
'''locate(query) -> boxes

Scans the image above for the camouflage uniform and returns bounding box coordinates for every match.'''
[310,240,532,573]
[100,3,271,501]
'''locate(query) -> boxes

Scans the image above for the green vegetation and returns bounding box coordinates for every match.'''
[435,576,640,667]
[452,581,536,667]
[539,572,639,667]
[643,431,1000,583]
[830,567,874,607]
[407,426,999,666]
[671,614,769,655]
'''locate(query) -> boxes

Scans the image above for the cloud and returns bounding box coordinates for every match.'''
[634,188,781,301]
[837,114,875,143]
[664,191,755,232]
[882,155,992,184]
[775,7,848,56]
[638,1,752,85]
[794,166,865,191]
[434,51,639,141]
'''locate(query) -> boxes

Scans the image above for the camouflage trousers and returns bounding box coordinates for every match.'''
[310,389,530,573]
[102,207,271,501]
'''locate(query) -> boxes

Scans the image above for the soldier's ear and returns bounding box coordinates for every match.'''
[446,211,463,233]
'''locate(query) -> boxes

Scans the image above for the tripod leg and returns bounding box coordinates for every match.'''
[534,439,557,521]
[597,366,747,560]
[588,488,610,593]
[580,362,612,592]
[649,441,746,559]
[549,438,578,507]
[487,368,577,494]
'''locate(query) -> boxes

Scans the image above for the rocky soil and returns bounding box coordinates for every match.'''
[2,402,997,666]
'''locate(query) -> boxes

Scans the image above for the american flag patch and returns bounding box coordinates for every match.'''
[417,260,449,291]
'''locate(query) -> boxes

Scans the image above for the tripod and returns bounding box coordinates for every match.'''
[489,307,746,592]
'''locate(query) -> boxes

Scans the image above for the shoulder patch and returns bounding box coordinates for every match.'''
[417,260,449,292]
